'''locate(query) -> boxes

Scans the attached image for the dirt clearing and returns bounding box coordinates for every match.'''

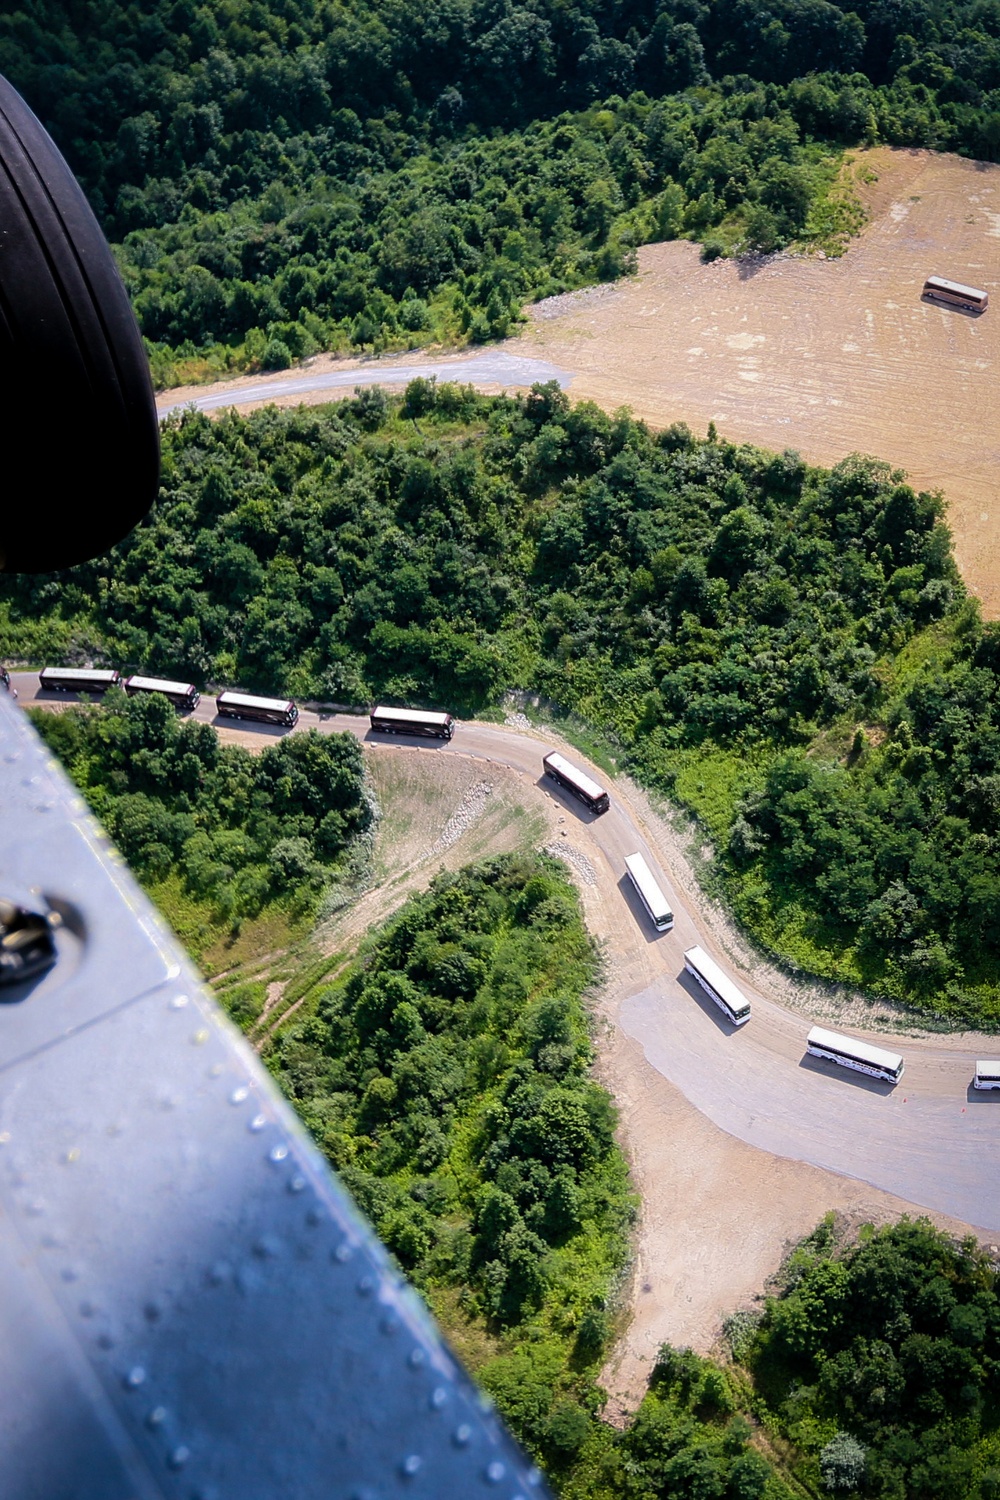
[316,745,550,952]
[596,1027,975,1421]
[514,146,1000,616]
[164,145,1000,613]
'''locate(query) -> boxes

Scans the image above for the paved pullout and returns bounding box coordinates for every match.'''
[14,672,1000,1241]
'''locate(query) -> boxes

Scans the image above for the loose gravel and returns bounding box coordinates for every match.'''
[528,283,623,321]
[432,779,495,854]
[544,839,597,887]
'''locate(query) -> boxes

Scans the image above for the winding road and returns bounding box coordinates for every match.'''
[12,671,999,1242]
[157,350,572,419]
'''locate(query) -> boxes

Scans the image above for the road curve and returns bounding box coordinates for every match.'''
[12,672,1000,1238]
[156,350,573,420]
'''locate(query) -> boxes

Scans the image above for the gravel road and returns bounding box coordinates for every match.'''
[157,350,572,419]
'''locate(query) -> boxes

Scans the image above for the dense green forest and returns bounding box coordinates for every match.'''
[266,853,635,1487]
[4,0,1000,379]
[264,850,792,1498]
[5,384,997,1023]
[27,689,371,952]
[740,1216,1000,1499]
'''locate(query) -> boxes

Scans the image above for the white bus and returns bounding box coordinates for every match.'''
[369,705,454,740]
[624,852,673,931]
[124,675,200,712]
[683,945,751,1025]
[974,1061,1000,1091]
[922,275,988,313]
[39,666,120,694]
[806,1026,904,1084]
[215,690,298,728]
[542,751,610,815]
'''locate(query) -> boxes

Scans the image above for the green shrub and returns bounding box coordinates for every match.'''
[261,338,293,371]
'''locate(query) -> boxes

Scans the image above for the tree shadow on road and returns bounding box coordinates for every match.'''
[735,252,778,281]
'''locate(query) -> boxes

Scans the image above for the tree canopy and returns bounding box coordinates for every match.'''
[3,0,1000,380]
[742,1216,1000,1500]
[28,688,372,944]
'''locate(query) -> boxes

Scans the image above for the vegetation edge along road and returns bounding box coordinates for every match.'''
[14,671,1000,1244]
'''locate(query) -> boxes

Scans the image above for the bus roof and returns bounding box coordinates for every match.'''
[924,275,988,300]
[543,751,606,803]
[126,675,197,695]
[217,690,294,710]
[624,852,672,916]
[41,666,117,680]
[683,945,749,1015]
[808,1025,903,1073]
[976,1060,1000,1075]
[371,705,452,725]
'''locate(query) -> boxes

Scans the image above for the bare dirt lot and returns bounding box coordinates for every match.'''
[316,745,550,952]
[162,146,1000,613]
[515,146,1000,615]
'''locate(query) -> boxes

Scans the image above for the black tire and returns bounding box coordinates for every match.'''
[0,74,159,573]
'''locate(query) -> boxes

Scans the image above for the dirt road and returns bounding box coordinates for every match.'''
[158,349,570,419]
[15,676,998,1407]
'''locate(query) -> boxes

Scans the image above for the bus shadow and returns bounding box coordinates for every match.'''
[209,715,289,738]
[535,776,603,823]
[676,968,741,1035]
[617,875,672,945]
[35,689,102,704]
[362,730,450,747]
[920,293,985,317]
[967,1083,1000,1103]
[797,1052,898,1095]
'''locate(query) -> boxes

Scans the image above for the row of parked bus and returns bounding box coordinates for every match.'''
[34,671,466,738]
[673,929,999,1092]
[38,668,300,726]
[25,668,1000,1091]
[801,1031,1000,1091]
[660,919,998,1091]
[563,772,999,1095]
